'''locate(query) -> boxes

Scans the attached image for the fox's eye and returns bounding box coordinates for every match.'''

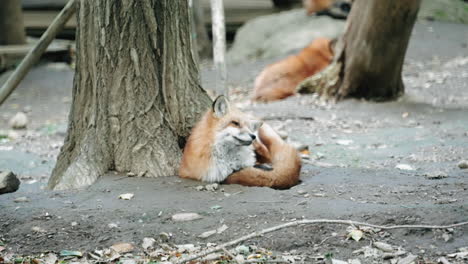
[231,121,240,126]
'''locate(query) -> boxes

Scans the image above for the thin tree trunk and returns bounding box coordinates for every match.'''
[299,0,421,101]
[191,0,211,58]
[0,0,26,45]
[48,0,211,190]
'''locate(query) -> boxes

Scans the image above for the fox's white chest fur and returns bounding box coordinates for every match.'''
[202,134,256,183]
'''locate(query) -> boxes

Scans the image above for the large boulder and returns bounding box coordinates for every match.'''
[0,171,20,194]
[227,9,345,64]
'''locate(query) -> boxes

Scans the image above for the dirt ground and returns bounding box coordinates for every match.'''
[0,21,467,263]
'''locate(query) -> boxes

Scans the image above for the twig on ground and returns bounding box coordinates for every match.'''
[221,247,239,264]
[175,218,468,264]
[245,260,289,263]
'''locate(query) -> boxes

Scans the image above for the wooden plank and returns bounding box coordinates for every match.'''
[22,0,280,33]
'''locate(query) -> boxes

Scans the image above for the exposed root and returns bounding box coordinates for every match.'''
[296,60,342,99]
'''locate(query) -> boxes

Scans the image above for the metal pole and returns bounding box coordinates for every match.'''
[210,0,227,97]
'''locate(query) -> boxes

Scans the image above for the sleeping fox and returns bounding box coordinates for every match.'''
[253,37,334,102]
[179,96,301,189]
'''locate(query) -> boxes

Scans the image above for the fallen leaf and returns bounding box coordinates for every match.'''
[59,250,83,257]
[373,242,394,252]
[110,243,134,254]
[217,224,228,234]
[198,230,217,239]
[347,228,364,242]
[118,193,134,200]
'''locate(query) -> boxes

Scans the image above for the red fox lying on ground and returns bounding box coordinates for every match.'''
[253,37,334,102]
[179,96,301,189]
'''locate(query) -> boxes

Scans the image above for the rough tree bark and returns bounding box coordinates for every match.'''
[0,0,27,45]
[48,0,211,190]
[299,0,421,101]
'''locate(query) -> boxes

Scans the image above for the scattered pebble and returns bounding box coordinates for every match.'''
[397,254,417,264]
[205,183,219,192]
[171,213,202,222]
[118,193,134,200]
[14,196,29,203]
[457,160,468,169]
[395,164,415,171]
[373,242,394,252]
[142,237,156,250]
[9,112,28,129]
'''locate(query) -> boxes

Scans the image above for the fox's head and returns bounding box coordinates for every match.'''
[210,95,262,147]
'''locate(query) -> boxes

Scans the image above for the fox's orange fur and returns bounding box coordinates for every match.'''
[179,96,301,189]
[303,0,333,14]
[253,37,333,102]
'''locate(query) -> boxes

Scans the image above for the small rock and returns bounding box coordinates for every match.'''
[110,243,134,254]
[71,221,78,227]
[235,245,250,255]
[395,164,415,171]
[142,237,156,250]
[442,233,452,242]
[374,242,394,252]
[235,255,245,263]
[108,222,119,229]
[0,171,20,194]
[425,171,448,179]
[43,253,58,264]
[118,193,134,200]
[457,160,468,169]
[8,130,19,140]
[195,185,205,191]
[397,254,417,264]
[120,259,136,264]
[205,183,219,191]
[159,232,171,242]
[171,213,202,222]
[348,259,361,264]
[14,196,29,203]
[297,189,307,195]
[336,139,353,146]
[32,226,46,233]
[9,112,28,129]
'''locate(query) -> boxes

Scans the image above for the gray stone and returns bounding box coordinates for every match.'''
[0,171,20,194]
[9,112,28,129]
[457,160,468,169]
[228,9,345,64]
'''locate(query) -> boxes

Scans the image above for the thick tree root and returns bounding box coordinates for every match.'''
[296,60,342,99]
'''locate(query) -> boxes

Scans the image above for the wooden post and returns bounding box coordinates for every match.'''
[210,0,227,97]
[0,0,76,106]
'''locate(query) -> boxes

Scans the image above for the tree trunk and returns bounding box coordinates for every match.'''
[0,0,26,45]
[299,0,421,100]
[48,0,211,190]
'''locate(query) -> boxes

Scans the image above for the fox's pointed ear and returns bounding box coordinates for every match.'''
[212,95,230,118]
